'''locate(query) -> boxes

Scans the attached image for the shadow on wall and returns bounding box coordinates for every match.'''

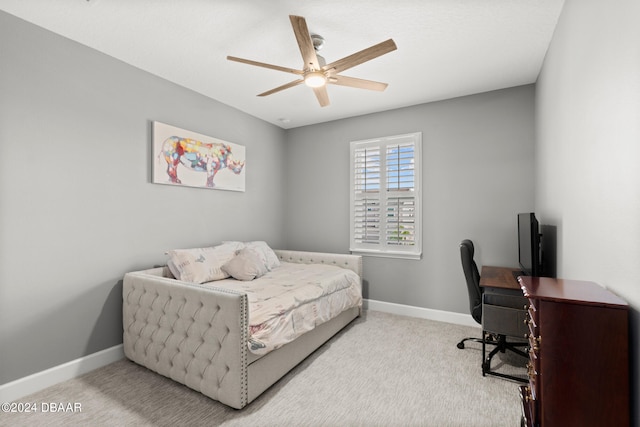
[84,279,123,359]
[540,224,557,278]
[361,279,369,300]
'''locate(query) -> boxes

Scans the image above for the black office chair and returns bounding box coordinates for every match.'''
[458,239,483,348]
[456,239,528,382]
[457,240,484,347]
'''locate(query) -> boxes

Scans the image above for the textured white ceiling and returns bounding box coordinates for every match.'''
[0,0,564,129]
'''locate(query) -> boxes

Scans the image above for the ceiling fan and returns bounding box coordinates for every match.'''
[227,15,397,107]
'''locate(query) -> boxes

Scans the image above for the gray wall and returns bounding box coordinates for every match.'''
[0,10,538,387]
[535,0,640,423]
[284,85,536,313]
[0,12,286,384]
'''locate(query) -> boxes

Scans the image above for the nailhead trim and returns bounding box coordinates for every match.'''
[123,274,250,408]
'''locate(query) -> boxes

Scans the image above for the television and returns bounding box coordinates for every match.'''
[517,212,542,276]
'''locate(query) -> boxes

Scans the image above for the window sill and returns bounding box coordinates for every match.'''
[349,249,422,260]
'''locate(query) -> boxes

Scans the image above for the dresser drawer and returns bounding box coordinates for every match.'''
[525,300,540,424]
[519,385,535,427]
[526,300,538,336]
[527,347,539,399]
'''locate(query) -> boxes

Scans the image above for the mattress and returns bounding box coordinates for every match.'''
[207,262,362,355]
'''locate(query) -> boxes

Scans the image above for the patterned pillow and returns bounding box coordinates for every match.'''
[167,242,243,283]
[223,241,281,271]
[245,241,281,270]
[222,248,269,281]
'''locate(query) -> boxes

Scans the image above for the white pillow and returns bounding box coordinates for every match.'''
[245,241,280,270]
[222,248,269,281]
[166,242,243,283]
[167,259,180,279]
[222,240,281,271]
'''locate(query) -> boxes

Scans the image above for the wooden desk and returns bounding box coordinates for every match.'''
[477,266,529,383]
[479,265,521,290]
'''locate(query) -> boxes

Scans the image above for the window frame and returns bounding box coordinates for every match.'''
[349,132,422,260]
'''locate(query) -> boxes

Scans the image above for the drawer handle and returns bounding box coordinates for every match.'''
[527,335,541,351]
[526,362,536,377]
[524,386,533,402]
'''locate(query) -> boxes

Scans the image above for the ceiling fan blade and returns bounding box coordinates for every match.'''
[329,75,388,91]
[289,15,320,70]
[257,79,304,97]
[227,56,303,75]
[312,86,330,107]
[323,39,397,74]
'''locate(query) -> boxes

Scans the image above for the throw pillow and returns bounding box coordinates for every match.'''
[245,241,281,270]
[167,241,243,283]
[222,248,269,281]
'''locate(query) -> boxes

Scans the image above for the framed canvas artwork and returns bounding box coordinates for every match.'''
[152,121,245,192]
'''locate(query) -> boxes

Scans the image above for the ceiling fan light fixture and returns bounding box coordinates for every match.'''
[304,71,327,88]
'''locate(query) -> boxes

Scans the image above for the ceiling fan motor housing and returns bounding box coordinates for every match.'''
[311,34,325,51]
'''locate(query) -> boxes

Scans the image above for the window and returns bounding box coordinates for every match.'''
[350,132,422,259]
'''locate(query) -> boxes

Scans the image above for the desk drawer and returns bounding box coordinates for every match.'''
[482,303,528,337]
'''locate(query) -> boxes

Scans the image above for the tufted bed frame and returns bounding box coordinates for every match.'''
[123,249,362,409]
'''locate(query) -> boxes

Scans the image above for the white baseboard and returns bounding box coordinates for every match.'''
[364,299,480,328]
[0,344,124,403]
[0,302,474,403]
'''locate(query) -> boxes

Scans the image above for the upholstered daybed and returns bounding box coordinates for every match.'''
[122,246,362,409]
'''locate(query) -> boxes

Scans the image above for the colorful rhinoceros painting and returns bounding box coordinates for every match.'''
[160,136,245,188]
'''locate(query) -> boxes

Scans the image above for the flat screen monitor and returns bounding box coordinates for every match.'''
[518,212,541,276]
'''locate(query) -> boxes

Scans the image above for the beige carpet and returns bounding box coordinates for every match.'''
[2,310,527,427]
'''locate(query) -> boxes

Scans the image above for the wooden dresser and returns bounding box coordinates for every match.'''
[518,276,629,427]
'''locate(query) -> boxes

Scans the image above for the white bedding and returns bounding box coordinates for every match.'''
[207,262,362,355]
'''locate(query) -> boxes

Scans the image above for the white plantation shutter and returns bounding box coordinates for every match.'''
[350,133,422,259]
[353,145,381,245]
